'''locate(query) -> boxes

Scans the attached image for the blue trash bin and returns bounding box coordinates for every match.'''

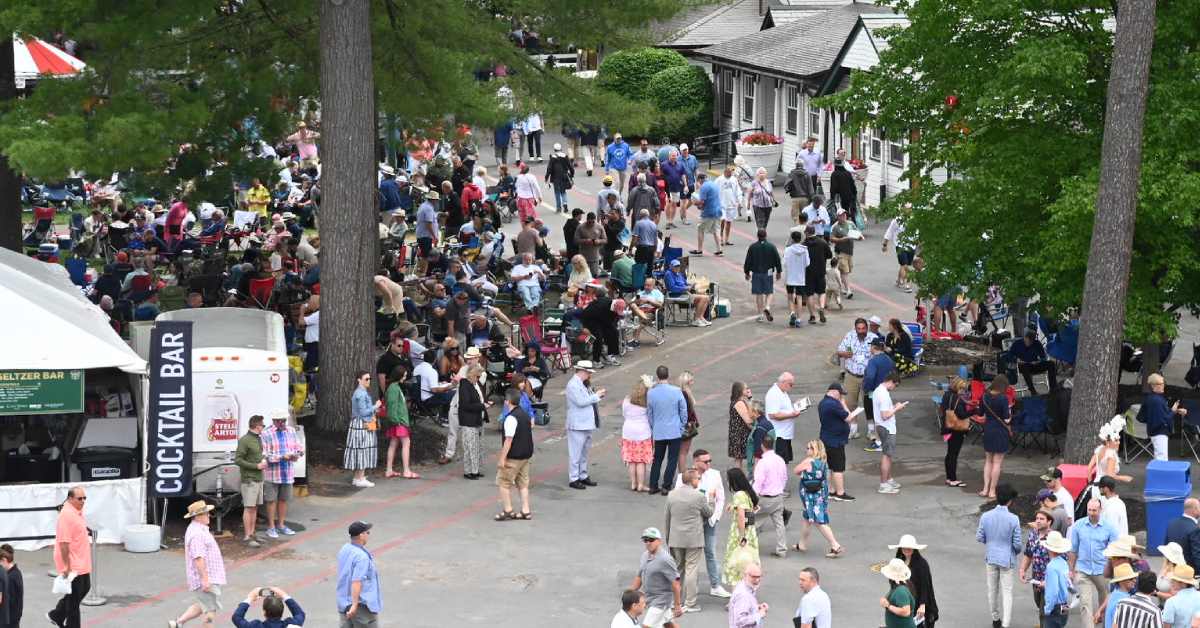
[1144,459,1191,556]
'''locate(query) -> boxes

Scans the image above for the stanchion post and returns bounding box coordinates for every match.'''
[80,529,107,606]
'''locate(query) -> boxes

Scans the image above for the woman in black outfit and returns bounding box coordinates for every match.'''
[579,283,622,366]
[514,344,551,400]
[885,318,919,376]
[457,364,490,480]
[545,144,576,213]
[979,375,1012,500]
[891,535,939,627]
[940,377,971,488]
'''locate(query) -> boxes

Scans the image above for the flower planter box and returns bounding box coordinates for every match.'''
[736,143,784,178]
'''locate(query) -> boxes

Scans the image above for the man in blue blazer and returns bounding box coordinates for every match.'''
[1165,498,1200,570]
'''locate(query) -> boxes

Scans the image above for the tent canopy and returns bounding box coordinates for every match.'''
[12,35,86,82]
[0,248,145,373]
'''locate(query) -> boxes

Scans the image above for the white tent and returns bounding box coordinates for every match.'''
[0,248,145,373]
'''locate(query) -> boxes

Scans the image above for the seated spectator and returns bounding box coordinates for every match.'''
[631,276,664,347]
[514,344,551,399]
[467,313,506,349]
[510,252,546,312]
[564,254,593,305]
[133,290,161,321]
[437,338,465,380]
[664,259,710,327]
[609,249,634,291]
[200,210,226,239]
[136,228,168,264]
[1006,331,1057,394]
[414,349,456,407]
[184,290,205,309]
[231,586,304,628]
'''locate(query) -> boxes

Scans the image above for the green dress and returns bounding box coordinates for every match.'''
[722,491,760,585]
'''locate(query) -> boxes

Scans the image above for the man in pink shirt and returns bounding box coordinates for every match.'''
[168,501,227,628]
[47,486,91,627]
[287,122,320,163]
[752,434,790,558]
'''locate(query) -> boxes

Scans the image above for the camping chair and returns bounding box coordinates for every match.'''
[248,276,277,309]
[904,321,925,367]
[1121,404,1154,463]
[653,246,684,280]
[1177,400,1200,462]
[1012,397,1057,455]
[518,313,571,372]
[665,294,695,327]
[64,258,88,288]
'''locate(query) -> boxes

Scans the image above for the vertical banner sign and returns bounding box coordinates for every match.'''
[148,321,194,498]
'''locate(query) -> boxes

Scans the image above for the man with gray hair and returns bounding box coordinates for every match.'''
[795,567,831,628]
[509,252,544,312]
[631,208,659,267]
[627,172,660,223]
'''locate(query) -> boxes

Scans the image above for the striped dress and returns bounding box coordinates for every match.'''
[344,387,378,470]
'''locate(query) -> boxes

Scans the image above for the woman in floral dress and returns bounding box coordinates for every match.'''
[792,440,844,558]
[727,382,753,470]
[722,467,760,585]
[620,376,654,492]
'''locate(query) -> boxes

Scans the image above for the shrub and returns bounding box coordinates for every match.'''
[644,64,714,145]
[596,48,688,102]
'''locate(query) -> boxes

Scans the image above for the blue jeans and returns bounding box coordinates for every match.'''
[702,521,720,588]
[517,283,542,310]
[553,186,569,211]
[648,438,681,491]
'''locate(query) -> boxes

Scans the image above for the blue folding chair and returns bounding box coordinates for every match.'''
[904,322,924,367]
[65,257,89,288]
[1012,397,1056,454]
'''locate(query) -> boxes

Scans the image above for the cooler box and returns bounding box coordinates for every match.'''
[1145,459,1191,556]
[1058,463,1090,501]
[715,299,731,318]
[71,446,137,481]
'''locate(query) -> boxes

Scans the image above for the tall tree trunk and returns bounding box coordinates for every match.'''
[0,37,22,253]
[1063,0,1157,463]
[315,0,377,432]
[1139,341,1161,391]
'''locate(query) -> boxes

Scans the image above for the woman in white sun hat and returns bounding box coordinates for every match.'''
[879,558,916,627]
[890,535,938,627]
[1157,541,1188,599]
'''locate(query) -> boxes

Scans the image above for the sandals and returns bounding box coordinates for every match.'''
[689,250,704,255]
[826,546,845,559]
[515,511,533,520]
[945,480,965,487]
[494,510,517,522]
[384,471,401,478]
[403,472,422,479]
[791,543,807,553]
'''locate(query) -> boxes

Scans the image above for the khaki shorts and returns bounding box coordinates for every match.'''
[698,218,719,234]
[241,481,264,506]
[643,605,675,628]
[497,458,531,489]
[837,253,853,274]
[194,585,222,613]
[790,197,808,223]
[264,482,292,503]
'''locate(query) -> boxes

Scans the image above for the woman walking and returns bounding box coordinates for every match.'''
[723,467,760,586]
[345,370,379,488]
[979,375,1012,500]
[746,167,775,230]
[677,370,700,473]
[940,376,971,487]
[621,376,654,492]
[792,440,845,558]
[879,558,917,628]
[728,382,754,471]
[890,535,938,627]
[457,364,491,480]
[545,143,575,214]
[1087,416,1133,501]
[383,366,419,479]
[884,318,919,376]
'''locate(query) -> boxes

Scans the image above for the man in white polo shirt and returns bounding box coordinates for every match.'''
[765,372,804,464]
[872,374,908,495]
[795,567,831,628]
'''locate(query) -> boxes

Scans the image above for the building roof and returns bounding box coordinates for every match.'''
[694,3,895,79]
[657,0,767,50]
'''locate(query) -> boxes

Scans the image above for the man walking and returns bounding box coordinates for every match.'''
[692,173,723,256]
[829,209,857,300]
[1070,499,1120,628]
[753,434,790,558]
[262,410,303,539]
[872,374,907,494]
[631,528,682,628]
[977,484,1022,628]
[46,487,91,628]
[1111,572,1163,628]
[631,208,659,267]
[836,318,879,444]
[168,501,226,628]
[764,372,803,464]
[743,228,782,323]
[728,564,769,628]
[234,415,268,548]
[676,450,730,599]
[1041,467,1076,520]
[610,590,646,628]
[862,338,895,454]
[565,360,604,490]
[794,567,832,628]
[1162,564,1200,627]
[496,388,535,519]
[795,137,824,193]
[785,161,814,226]
[605,133,632,197]
[818,382,856,501]
[665,470,714,613]
[336,521,381,627]
[647,366,687,495]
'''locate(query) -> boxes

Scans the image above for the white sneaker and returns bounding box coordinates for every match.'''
[886,479,902,488]
[692,319,705,327]
[683,605,701,613]
[698,319,712,327]
[878,484,899,494]
[352,479,375,488]
[710,585,731,598]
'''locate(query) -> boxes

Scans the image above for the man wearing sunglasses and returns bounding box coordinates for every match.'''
[630,527,682,628]
[47,487,91,628]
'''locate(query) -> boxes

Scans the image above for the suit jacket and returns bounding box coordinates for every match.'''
[1170,515,1200,570]
[664,485,714,549]
[565,375,600,431]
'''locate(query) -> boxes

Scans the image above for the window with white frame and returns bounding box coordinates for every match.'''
[808,100,821,137]
[741,74,756,123]
[784,85,799,135]
[870,127,882,161]
[721,70,734,119]
[888,134,905,166]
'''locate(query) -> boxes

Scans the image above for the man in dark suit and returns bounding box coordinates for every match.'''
[1166,497,1200,570]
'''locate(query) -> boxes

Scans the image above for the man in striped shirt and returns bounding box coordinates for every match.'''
[261,411,304,540]
[1111,571,1163,628]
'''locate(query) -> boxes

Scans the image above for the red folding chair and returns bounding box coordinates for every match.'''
[518,313,571,372]
[249,277,276,309]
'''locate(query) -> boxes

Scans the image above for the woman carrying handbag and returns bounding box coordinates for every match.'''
[979,375,1013,500]
[940,377,972,487]
[345,370,379,488]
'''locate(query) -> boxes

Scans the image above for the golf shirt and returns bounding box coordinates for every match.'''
[54,505,91,575]
[795,585,832,628]
[764,383,795,440]
[632,218,658,247]
[336,542,381,614]
[415,201,438,239]
[698,181,721,219]
[1162,586,1200,627]
[1070,518,1119,575]
[638,548,679,609]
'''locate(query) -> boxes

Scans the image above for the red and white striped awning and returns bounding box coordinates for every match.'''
[13,36,86,82]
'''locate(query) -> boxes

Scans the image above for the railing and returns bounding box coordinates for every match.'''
[692,127,763,170]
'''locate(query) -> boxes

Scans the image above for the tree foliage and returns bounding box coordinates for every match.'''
[819,0,1200,344]
[596,47,688,102]
[644,64,714,144]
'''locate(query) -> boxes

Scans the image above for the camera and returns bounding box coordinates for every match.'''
[260,587,274,597]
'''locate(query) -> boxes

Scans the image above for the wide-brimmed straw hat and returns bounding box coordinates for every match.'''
[1159,542,1187,566]
[1042,530,1072,554]
[880,558,911,582]
[888,534,927,551]
[1110,563,1137,584]
[574,360,597,373]
[1103,539,1138,559]
[1171,564,1199,586]
[183,500,215,519]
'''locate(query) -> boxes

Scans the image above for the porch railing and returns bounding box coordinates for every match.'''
[691,127,762,171]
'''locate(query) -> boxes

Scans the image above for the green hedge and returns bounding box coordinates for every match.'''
[596,48,689,102]
[644,64,714,145]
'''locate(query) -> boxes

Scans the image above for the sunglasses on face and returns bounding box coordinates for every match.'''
[641,538,656,543]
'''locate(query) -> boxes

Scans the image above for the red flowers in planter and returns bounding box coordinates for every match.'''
[739,132,784,146]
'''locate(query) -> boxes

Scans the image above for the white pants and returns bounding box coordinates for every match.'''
[442,396,460,458]
[1152,434,1169,461]
[985,564,1013,627]
[567,428,593,482]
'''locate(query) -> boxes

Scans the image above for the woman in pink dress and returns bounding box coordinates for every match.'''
[620,375,654,492]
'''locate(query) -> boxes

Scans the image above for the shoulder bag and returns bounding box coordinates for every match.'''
[944,396,970,432]
[801,460,825,493]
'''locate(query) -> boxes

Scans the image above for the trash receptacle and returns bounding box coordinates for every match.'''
[1145,459,1191,556]
[72,446,137,481]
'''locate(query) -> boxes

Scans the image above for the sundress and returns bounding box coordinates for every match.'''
[728,404,751,460]
[344,388,378,470]
[799,459,830,525]
[723,491,760,585]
